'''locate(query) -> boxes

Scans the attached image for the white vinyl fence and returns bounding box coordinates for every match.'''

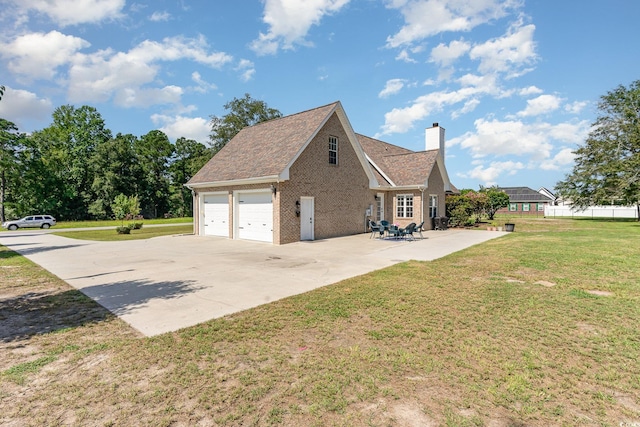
[544,205,639,219]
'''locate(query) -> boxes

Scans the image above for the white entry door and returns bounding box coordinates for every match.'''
[237,191,273,243]
[203,194,229,237]
[300,197,314,241]
[376,193,385,221]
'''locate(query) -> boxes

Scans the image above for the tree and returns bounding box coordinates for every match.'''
[89,133,142,219]
[28,105,112,220]
[556,80,640,219]
[209,93,282,154]
[135,130,173,218]
[481,185,510,220]
[446,191,475,227]
[0,85,5,101]
[0,119,25,222]
[168,137,211,217]
[111,193,140,227]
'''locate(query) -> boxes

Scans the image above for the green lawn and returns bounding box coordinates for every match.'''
[53,216,193,229]
[52,224,193,241]
[1,217,639,426]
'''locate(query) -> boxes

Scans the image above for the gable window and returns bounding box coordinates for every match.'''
[429,195,438,218]
[329,136,338,165]
[396,194,413,218]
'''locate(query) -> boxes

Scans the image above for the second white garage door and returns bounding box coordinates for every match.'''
[203,194,229,237]
[237,191,273,243]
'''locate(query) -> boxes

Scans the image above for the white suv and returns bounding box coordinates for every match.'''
[2,215,57,230]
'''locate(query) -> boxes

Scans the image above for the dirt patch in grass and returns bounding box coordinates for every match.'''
[586,290,614,296]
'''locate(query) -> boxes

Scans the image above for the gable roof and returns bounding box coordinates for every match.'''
[187,101,454,193]
[187,102,377,188]
[357,134,452,191]
[499,186,554,202]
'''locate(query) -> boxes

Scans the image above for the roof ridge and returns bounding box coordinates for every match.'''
[244,101,340,130]
[356,133,415,152]
[381,150,436,159]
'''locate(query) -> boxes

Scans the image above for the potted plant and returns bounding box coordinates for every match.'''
[504,216,515,232]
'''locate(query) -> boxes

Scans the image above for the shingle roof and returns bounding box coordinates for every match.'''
[499,186,554,202]
[188,102,339,184]
[357,134,437,187]
[188,101,448,192]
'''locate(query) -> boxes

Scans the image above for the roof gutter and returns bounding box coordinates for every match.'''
[185,175,281,190]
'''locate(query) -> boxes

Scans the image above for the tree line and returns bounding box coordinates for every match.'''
[0,94,282,222]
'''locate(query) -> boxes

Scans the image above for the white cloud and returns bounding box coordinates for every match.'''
[539,148,576,171]
[0,31,90,81]
[14,0,125,26]
[448,118,590,160]
[429,39,470,67]
[517,94,563,117]
[113,85,183,108]
[235,59,256,82]
[250,0,351,55]
[469,20,537,76]
[150,113,210,144]
[395,49,417,63]
[190,72,217,93]
[461,160,525,185]
[519,85,543,96]
[564,100,588,114]
[65,35,233,106]
[385,0,521,48]
[379,79,407,98]
[378,74,502,135]
[451,98,480,119]
[547,120,591,144]
[149,11,171,22]
[0,87,53,129]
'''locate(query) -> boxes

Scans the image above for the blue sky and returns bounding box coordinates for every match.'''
[1,0,639,191]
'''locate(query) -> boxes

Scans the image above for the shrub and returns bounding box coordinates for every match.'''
[130,222,143,230]
[116,226,131,234]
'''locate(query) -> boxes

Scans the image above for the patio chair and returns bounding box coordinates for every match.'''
[415,221,425,239]
[387,224,402,239]
[380,220,390,237]
[369,220,383,239]
[401,223,417,241]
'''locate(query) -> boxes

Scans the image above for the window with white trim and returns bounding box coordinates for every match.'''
[396,194,414,218]
[537,203,545,211]
[523,203,530,212]
[509,203,517,212]
[329,136,338,165]
[429,195,438,218]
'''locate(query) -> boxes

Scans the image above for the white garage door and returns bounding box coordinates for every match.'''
[237,191,273,243]
[203,194,229,237]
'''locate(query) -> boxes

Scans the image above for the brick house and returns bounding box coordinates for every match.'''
[497,186,555,215]
[186,101,454,244]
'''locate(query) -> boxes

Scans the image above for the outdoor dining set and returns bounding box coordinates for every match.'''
[368,220,425,241]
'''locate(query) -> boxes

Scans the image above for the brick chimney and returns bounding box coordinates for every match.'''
[425,122,445,159]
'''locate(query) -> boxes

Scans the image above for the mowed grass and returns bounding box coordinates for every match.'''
[53,216,193,229]
[52,224,193,241]
[1,218,639,426]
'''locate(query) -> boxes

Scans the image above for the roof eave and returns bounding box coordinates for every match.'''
[186,175,281,189]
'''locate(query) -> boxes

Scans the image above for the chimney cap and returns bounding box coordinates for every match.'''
[432,122,439,127]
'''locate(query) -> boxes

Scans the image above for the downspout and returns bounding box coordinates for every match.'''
[419,186,426,226]
[191,188,196,235]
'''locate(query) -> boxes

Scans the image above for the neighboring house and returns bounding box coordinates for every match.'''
[186,101,454,244]
[497,186,555,215]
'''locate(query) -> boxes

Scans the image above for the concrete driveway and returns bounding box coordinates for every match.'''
[0,229,506,336]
